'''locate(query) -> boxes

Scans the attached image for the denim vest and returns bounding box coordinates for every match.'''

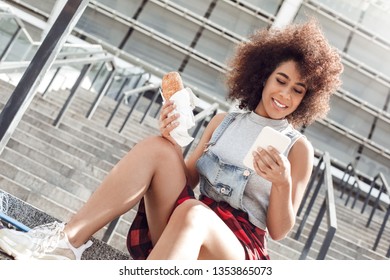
[196,112,302,229]
[196,112,250,210]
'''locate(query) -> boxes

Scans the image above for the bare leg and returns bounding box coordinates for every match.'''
[64,136,187,247]
[147,200,246,260]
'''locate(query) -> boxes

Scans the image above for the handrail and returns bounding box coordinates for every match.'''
[0,55,113,74]
[0,3,103,52]
[339,163,363,209]
[363,173,390,219]
[105,83,160,131]
[295,152,337,259]
[194,102,219,123]
[366,173,390,256]
[73,21,232,112]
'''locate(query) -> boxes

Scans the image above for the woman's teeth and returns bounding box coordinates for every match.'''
[273,98,287,108]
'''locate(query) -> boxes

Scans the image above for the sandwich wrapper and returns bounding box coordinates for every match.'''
[161,87,200,147]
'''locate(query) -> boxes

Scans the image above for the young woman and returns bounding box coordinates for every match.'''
[0,20,343,260]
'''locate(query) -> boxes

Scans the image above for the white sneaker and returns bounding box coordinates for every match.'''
[0,221,93,260]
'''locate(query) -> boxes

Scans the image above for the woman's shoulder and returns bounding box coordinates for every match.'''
[208,111,246,129]
[290,135,314,160]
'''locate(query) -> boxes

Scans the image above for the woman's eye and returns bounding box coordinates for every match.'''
[294,88,304,94]
[276,78,286,84]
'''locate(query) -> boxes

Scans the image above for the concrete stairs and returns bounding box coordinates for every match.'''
[0,79,160,255]
[268,184,389,260]
[0,79,389,260]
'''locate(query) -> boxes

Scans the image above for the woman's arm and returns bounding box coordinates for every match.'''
[253,137,314,240]
[159,99,226,189]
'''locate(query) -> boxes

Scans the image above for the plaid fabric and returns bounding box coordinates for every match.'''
[127,185,270,260]
[127,185,196,260]
[199,195,270,260]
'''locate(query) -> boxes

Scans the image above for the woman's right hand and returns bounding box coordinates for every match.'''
[159,100,180,145]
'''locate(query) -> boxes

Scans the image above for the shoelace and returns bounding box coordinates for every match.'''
[27,221,66,254]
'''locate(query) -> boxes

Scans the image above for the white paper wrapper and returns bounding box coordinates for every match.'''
[161,88,199,147]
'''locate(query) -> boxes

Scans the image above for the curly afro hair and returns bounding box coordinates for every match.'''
[226,20,343,127]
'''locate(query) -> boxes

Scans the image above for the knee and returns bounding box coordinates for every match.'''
[135,136,178,161]
[170,201,209,232]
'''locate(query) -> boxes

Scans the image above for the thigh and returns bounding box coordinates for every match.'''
[171,200,246,260]
[142,137,188,245]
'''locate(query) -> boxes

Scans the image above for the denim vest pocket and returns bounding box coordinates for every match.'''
[196,150,252,210]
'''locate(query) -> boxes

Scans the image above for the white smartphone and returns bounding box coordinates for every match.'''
[243,126,291,170]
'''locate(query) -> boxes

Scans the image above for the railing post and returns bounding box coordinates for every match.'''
[299,199,326,259]
[88,62,105,91]
[372,206,389,251]
[0,25,22,62]
[0,0,90,155]
[361,174,378,214]
[119,92,144,133]
[86,68,116,120]
[53,63,92,127]
[140,88,159,124]
[114,77,130,101]
[294,167,325,240]
[42,65,63,97]
[366,179,384,228]
[183,118,206,158]
[106,93,125,128]
[297,154,324,217]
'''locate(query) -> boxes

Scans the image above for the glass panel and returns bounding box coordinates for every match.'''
[138,2,199,46]
[347,34,390,78]
[21,0,56,14]
[328,96,375,138]
[0,17,19,56]
[166,0,214,17]
[2,31,33,62]
[123,30,186,71]
[194,29,237,64]
[370,118,390,151]
[77,7,130,47]
[23,22,44,42]
[295,7,350,51]
[304,122,361,166]
[362,4,390,42]
[210,1,270,37]
[245,0,283,16]
[96,0,144,18]
[356,149,390,183]
[341,65,389,110]
[313,0,366,23]
[182,58,227,103]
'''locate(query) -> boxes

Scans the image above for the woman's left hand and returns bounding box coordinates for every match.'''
[252,146,291,187]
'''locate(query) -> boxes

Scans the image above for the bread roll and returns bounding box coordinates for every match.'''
[162,71,184,100]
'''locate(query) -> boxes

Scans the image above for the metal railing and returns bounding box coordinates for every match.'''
[338,163,390,257]
[339,163,363,209]
[363,173,390,257]
[0,0,91,154]
[294,152,338,260]
[105,83,160,132]
[183,102,219,157]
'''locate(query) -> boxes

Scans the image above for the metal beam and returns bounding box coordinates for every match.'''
[0,0,90,154]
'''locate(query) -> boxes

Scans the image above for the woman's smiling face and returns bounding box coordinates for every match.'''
[255,60,307,120]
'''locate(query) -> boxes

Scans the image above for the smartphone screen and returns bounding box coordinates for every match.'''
[243,126,291,170]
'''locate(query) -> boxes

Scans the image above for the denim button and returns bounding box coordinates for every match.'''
[220,187,227,195]
[243,170,250,177]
